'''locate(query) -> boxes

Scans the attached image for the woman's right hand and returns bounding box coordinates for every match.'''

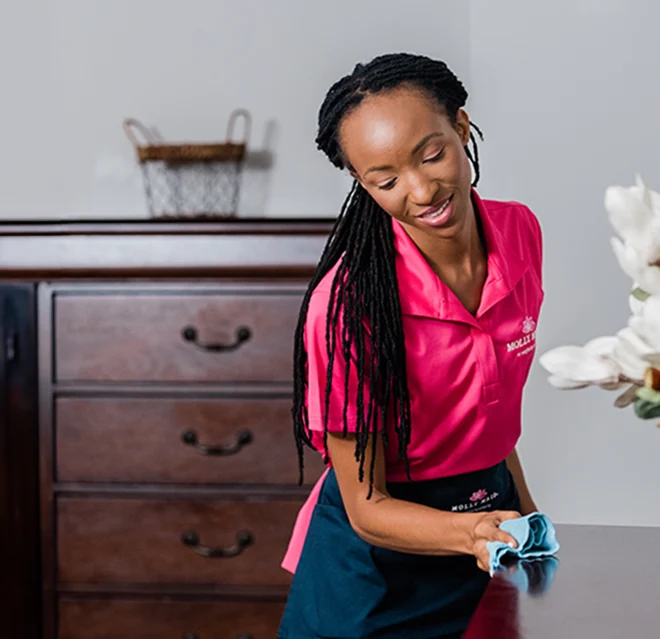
[469,510,521,573]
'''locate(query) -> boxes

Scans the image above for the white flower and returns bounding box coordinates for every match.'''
[611,238,660,295]
[606,175,660,264]
[541,177,660,417]
[611,327,653,381]
[539,320,660,393]
[546,376,590,389]
[584,336,619,358]
[606,176,660,293]
[606,177,654,250]
[627,295,660,368]
[539,343,621,389]
[629,285,646,316]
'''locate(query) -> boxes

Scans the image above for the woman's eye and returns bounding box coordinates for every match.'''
[377,179,397,191]
[424,149,445,163]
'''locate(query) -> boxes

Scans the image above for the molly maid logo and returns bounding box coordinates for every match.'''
[452,488,500,512]
[507,316,537,357]
[470,489,488,502]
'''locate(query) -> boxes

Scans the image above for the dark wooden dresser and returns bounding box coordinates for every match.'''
[0,218,331,639]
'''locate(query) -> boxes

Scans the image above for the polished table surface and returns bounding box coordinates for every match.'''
[464,524,660,638]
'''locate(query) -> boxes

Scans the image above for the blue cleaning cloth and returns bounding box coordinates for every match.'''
[486,512,560,574]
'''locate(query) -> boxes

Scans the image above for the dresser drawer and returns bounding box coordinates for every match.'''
[54,289,303,383]
[55,397,325,485]
[58,497,300,586]
[59,598,284,639]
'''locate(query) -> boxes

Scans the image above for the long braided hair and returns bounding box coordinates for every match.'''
[293,53,483,492]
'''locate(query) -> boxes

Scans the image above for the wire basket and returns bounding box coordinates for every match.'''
[123,110,251,219]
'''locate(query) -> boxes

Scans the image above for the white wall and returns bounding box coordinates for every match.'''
[469,0,660,526]
[0,0,469,218]
[4,0,658,526]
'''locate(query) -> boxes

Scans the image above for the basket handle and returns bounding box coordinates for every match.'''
[227,109,251,145]
[123,118,157,148]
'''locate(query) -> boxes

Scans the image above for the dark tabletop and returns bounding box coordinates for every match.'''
[463,524,660,638]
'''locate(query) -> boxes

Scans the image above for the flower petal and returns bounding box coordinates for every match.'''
[643,295,660,323]
[635,264,660,296]
[548,375,590,390]
[617,326,656,358]
[649,186,660,216]
[610,237,642,283]
[539,345,620,383]
[643,353,660,368]
[636,174,654,213]
[584,336,618,358]
[629,316,660,352]
[605,184,653,246]
[639,218,660,265]
[611,337,649,382]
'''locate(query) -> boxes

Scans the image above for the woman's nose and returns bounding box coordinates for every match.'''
[406,172,437,206]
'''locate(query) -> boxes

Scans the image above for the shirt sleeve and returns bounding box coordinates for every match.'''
[304,287,373,435]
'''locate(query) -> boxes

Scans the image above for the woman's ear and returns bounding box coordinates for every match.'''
[455,108,471,146]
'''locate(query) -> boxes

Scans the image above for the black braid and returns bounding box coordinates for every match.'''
[293,53,482,492]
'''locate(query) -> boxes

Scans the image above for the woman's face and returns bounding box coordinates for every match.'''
[339,86,474,240]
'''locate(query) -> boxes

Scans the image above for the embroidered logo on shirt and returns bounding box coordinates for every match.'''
[470,489,488,502]
[506,316,537,357]
[451,489,500,512]
[522,316,536,334]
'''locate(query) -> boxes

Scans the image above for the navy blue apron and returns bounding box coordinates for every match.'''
[277,461,521,639]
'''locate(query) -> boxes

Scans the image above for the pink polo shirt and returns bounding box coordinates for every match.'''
[282,190,544,573]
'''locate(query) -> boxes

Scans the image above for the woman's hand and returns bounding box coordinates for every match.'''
[469,510,522,573]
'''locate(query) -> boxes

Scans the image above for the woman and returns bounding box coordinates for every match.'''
[278,53,543,639]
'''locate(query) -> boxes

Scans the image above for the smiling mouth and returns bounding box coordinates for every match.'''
[418,195,453,220]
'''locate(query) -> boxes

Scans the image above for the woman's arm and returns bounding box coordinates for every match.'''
[505,447,538,516]
[327,432,521,572]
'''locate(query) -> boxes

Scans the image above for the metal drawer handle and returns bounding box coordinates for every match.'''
[181,530,254,558]
[182,429,253,456]
[181,325,252,352]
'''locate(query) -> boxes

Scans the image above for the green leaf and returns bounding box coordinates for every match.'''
[634,399,660,420]
[635,386,660,404]
[632,287,651,302]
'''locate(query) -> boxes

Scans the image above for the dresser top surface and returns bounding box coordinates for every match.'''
[0,217,335,237]
[0,218,333,278]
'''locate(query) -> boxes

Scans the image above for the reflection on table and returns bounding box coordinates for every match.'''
[464,524,660,638]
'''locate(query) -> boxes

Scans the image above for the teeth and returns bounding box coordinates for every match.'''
[426,198,451,218]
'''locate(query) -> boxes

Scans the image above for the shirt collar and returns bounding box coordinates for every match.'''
[393,188,529,322]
